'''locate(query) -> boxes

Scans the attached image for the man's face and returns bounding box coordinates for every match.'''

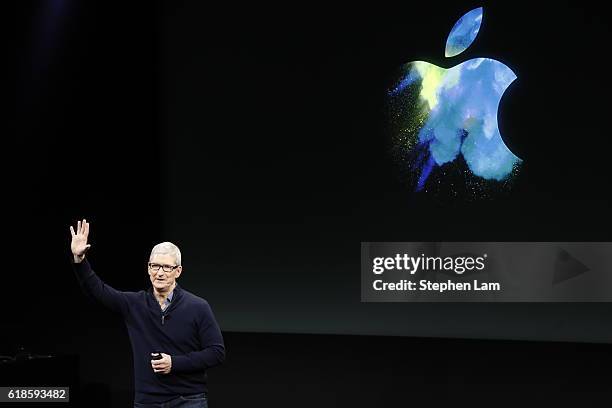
[148,254,182,292]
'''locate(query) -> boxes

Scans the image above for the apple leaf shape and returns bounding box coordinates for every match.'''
[445,7,483,57]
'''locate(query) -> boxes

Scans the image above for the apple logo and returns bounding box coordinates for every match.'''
[388,7,522,193]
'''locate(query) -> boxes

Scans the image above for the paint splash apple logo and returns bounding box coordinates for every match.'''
[388,7,521,194]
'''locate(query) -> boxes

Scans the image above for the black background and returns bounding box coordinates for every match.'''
[11,0,612,406]
[159,0,612,342]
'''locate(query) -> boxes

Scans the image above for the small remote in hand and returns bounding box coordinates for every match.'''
[151,352,163,360]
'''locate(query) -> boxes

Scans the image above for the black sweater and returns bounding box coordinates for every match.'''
[71,257,225,404]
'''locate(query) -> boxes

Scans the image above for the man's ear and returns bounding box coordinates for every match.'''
[175,266,182,278]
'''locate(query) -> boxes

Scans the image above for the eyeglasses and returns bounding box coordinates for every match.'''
[148,263,179,273]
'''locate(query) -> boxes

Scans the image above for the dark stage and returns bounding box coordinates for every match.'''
[3,330,611,407]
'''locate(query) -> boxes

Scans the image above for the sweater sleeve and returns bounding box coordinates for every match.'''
[71,255,130,315]
[171,301,225,374]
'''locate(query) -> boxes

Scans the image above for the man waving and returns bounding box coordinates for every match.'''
[70,219,225,407]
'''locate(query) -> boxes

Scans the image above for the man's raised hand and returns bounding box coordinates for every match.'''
[70,219,91,262]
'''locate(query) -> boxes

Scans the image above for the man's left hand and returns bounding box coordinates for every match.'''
[151,353,172,374]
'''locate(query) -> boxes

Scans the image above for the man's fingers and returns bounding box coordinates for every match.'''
[70,226,75,237]
[152,366,168,372]
[151,365,168,371]
[74,219,90,236]
[150,353,170,373]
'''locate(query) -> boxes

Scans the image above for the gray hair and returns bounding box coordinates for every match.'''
[149,242,182,266]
